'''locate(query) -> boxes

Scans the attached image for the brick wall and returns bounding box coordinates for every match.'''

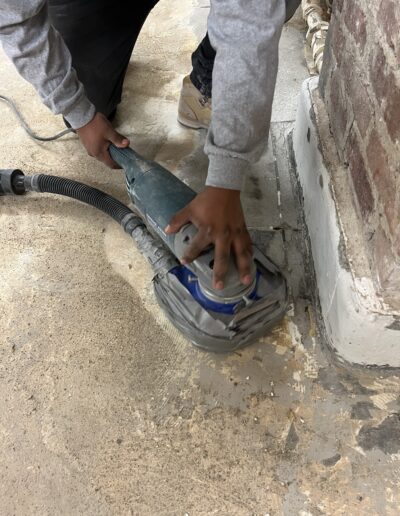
[320,0,400,305]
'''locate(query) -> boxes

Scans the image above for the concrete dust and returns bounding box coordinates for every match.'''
[1,1,400,515]
[103,217,189,348]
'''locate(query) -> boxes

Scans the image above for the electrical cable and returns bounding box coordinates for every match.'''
[0,94,73,142]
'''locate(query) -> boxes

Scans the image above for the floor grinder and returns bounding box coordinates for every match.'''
[0,145,288,352]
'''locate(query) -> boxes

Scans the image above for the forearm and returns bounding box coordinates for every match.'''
[205,0,286,190]
[0,0,95,129]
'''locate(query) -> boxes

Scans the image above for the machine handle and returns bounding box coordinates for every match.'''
[109,144,141,170]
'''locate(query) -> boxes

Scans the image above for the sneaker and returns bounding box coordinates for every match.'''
[178,76,211,130]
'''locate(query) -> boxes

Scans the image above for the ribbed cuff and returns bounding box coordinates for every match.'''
[63,95,96,130]
[206,154,248,191]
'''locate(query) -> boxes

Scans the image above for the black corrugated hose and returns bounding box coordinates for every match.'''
[36,174,134,226]
[0,168,141,232]
[0,168,178,273]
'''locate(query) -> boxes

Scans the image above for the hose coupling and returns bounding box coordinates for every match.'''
[0,169,26,196]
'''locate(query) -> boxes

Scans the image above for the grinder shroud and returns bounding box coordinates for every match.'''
[154,248,288,352]
[109,145,288,352]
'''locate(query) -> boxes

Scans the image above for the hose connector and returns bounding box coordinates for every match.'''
[0,169,26,196]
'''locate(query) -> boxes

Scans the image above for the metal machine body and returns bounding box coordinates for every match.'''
[1,147,288,352]
[109,145,288,352]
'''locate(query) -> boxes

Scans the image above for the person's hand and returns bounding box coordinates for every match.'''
[76,113,130,168]
[165,186,253,290]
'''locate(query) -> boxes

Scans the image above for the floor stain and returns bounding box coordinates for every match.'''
[357,414,400,454]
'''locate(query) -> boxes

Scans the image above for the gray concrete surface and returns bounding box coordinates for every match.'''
[1,2,400,514]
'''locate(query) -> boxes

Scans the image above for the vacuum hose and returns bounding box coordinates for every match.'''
[0,168,178,274]
[34,174,135,227]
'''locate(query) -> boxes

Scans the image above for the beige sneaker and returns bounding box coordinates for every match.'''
[178,75,211,129]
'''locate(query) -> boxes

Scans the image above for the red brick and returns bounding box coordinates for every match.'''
[333,0,344,14]
[383,72,400,144]
[344,2,367,52]
[322,0,400,305]
[373,226,400,297]
[396,233,400,260]
[340,49,354,81]
[346,131,374,217]
[377,1,400,61]
[369,45,387,104]
[367,129,397,234]
[369,46,400,143]
[331,15,346,66]
[367,129,388,174]
[345,71,373,137]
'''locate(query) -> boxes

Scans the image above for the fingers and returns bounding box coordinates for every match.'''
[101,143,121,169]
[233,229,253,286]
[165,209,190,235]
[181,229,212,265]
[108,128,130,149]
[104,127,129,169]
[212,237,231,290]
[171,222,231,291]
[164,190,253,291]
[77,112,130,169]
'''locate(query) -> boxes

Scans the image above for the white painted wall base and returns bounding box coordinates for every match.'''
[293,77,400,367]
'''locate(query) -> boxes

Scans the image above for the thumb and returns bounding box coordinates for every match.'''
[165,208,190,234]
[108,128,130,148]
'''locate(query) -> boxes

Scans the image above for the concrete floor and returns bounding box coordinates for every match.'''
[1,1,400,514]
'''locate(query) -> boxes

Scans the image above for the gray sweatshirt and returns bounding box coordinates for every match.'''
[0,0,291,191]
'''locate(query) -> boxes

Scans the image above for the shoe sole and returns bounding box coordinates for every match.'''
[177,113,209,130]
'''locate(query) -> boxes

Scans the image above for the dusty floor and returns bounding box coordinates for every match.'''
[1,1,400,515]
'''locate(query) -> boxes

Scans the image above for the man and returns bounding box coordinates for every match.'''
[0,0,299,290]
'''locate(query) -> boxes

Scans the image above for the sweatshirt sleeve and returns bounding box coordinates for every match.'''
[0,0,95,129]
[205,0,286,190]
